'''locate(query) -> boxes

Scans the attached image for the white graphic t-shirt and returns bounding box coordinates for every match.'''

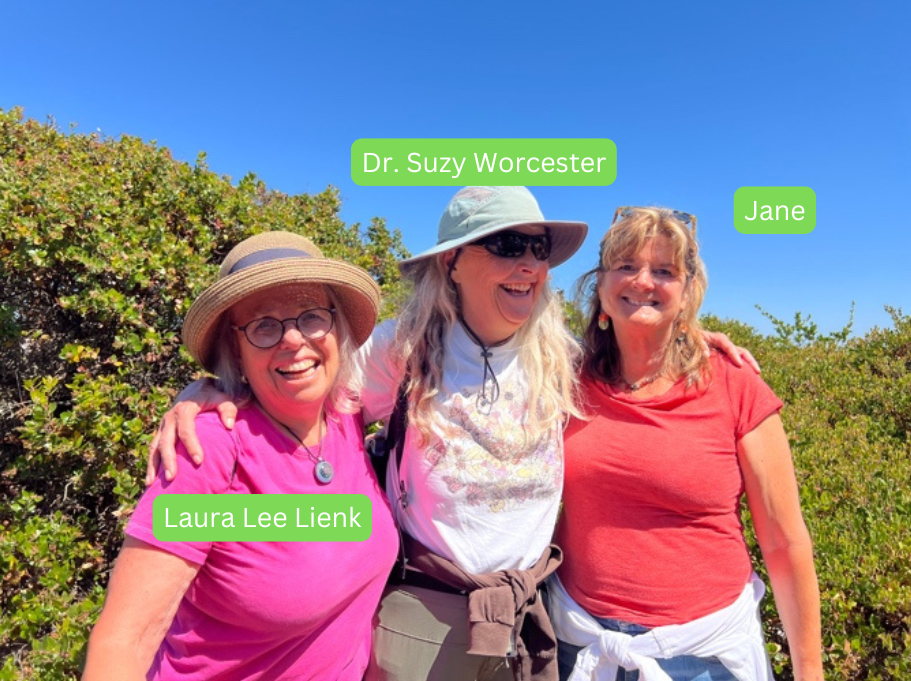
[358,319,563,574]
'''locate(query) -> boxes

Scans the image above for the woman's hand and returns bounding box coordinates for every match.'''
[146,380,237,485]
[82,537,200,680]
[702,331,760,373]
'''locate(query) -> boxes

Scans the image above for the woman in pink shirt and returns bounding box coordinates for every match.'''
[83,232,398,680]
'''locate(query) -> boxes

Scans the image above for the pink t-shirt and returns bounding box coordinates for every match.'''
[127,406,398,680]
[556,353,783,627]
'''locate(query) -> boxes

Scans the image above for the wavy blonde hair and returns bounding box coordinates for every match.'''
[578,207,710,386]
[392,253,583,445]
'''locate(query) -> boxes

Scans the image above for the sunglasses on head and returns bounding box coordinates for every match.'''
[471,229,553,261]
[612,206,697,234]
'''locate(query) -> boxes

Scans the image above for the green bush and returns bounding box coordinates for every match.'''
[705,309,911,679]
[1,106,908,678]
[0,107,408,678]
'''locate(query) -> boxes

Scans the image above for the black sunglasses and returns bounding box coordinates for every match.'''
[471,229,552,261]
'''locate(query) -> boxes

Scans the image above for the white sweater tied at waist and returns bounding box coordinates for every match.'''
[547,573,774,681]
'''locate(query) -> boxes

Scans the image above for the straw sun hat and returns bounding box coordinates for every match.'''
[183,231,380,373]
[398,186,588,274]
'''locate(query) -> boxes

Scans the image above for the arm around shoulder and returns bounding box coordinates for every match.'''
[142,412,242,513]
[356,319,404,422]
[738,414,823,681]
[146,378,237,485]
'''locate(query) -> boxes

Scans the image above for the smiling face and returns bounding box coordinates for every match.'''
[598,235,690,340]
[444,225,549,345]
[229,283,339,426]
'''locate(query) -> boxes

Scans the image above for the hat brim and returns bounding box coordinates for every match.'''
[397,220,588,275]
[183,258,380,373]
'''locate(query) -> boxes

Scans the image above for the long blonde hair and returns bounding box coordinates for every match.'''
[393,253,583,444]
[578,207,710,386]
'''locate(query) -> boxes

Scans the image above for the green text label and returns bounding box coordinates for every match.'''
[734,186,816,234]
[351,138,616,186]
[153,494,372,542]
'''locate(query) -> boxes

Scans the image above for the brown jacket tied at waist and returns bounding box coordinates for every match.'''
[401,533,563,681]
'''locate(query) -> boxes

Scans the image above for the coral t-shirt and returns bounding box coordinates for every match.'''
[556,353,783,626]
[127,406,398,680]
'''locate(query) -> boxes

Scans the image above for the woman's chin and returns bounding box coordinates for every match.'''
[614,316,675,338]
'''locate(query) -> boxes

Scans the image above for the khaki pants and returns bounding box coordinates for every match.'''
[365,584,514,681]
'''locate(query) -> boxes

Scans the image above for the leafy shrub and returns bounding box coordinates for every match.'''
[705,309,911,679]
[2,106,908,678]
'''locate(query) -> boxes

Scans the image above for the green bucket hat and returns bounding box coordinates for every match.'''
[398,186,588,275]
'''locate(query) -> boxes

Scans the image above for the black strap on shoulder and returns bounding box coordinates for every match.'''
[370,371,410,497]
[386,371,410,477]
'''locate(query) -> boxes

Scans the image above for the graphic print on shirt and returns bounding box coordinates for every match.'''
[425,379,561,513]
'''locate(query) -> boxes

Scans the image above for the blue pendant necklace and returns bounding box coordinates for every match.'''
[266,406,333,484]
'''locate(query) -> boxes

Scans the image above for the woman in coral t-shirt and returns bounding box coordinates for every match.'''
[549,207,823,681]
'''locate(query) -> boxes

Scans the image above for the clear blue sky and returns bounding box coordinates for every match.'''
[3,0,908,336]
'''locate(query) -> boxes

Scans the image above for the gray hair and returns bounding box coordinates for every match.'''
[210,285,361,414]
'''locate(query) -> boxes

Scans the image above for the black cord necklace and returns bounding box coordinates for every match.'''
[263,405,333,484]
[457,314,514,411]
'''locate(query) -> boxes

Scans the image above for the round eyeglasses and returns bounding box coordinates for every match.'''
[471,230,552,261]
[232,308,335,349]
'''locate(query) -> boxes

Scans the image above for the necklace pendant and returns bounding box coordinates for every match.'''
[314,460,334,484]
[623,372,660,392]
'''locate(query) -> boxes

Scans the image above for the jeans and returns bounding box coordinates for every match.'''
[556,616,738,681]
